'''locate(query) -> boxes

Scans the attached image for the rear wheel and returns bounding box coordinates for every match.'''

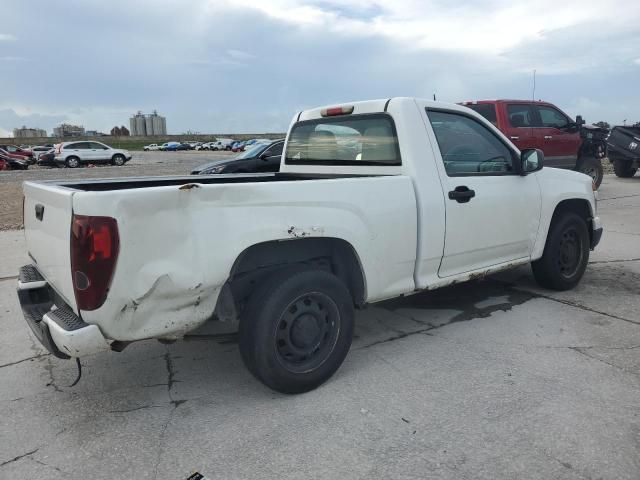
[532,213,590,291]
[65,156,80,168]
[239,268,355,394]
[613,159,637,178]
[112,154,125,166]
[576,157,603,189]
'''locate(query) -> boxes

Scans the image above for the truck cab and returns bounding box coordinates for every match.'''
[461,100,606,188]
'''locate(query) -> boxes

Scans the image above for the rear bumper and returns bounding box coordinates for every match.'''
[17,265,110,358]
[591,216,603,249]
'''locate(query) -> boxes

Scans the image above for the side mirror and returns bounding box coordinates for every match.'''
[521,148,544,175]
[576,115,585,126]
[259,153,269,160]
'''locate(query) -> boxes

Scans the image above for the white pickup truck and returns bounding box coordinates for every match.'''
[18,98,602,393]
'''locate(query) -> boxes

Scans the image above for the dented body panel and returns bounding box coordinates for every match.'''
[62,174,417,341]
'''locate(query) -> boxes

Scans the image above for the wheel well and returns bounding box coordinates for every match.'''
[222,238,366,318]
[551,199,593,240]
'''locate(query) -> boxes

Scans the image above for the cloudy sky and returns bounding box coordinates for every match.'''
[1,0,639,135]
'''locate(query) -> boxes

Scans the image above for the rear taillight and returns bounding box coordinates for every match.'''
[55,144,62,154]
[70,215,119,311]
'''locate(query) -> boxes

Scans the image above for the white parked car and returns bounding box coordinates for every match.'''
[143,143,161,151]
[18,97,601,393]
[210,138,234,151]
[195,142,214,151]
[54,141,131,168]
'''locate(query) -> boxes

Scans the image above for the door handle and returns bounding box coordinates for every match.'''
[510,136,519,140]
[544,136,553,140]
[448,186,475,203]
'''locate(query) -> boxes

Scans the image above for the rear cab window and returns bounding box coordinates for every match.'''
[285,114,401,166]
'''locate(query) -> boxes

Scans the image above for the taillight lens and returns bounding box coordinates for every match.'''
[70,215,119,311]
[320,105,354,117]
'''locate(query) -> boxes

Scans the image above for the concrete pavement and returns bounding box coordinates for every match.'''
[1,174,639,479]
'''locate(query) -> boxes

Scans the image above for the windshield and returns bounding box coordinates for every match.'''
[285,114,401,166]
[236,142,270,159]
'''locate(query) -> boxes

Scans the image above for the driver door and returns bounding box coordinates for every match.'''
[425,108,542,278]
[534,105,581,168]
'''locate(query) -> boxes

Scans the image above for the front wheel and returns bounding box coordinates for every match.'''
[532,213,590,291]
[112,154,125,166]
[576,157,603,189]
[613,159,637,178]
[239,268,355,394]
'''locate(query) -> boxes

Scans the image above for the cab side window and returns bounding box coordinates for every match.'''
[506,104,536,128]
[428,110,516,176]
[536,106,569,129]
[263,142,283,157]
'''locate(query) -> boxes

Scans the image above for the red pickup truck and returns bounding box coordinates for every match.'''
[461,100,607,188]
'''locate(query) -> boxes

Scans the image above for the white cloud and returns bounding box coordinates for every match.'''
[0,33,16,42]
[209,0,639,55]
[227,49,255,60]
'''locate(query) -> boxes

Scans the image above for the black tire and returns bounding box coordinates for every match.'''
[239,267,355,394]
[576,157,603,189]
[112,154,125,166]
[532,213,590,291]
[65,156,80,168]
[613,159,637,178]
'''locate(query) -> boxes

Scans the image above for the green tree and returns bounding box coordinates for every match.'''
[594,121,610,129]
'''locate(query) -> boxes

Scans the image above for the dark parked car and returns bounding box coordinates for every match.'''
[191,139,284,175]
[607,126,640,178]
[175,143,193,151]
[37,149,56,166]
[0,150,28,170]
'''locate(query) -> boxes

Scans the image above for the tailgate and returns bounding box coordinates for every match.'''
[23,181,77,312]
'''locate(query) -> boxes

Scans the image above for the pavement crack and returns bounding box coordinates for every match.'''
[0,274,18,282]
[44,356,63,392]
[109,404,164,414]
[589,257,640,264]
[569,347,638,377]
[0,353,50,369]
[0,448,39,467]
[30,456,69,475]
[355,326,435,350]
[164,347,176,396]
[599,193,640,201]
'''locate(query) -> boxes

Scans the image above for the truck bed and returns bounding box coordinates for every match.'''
[47,172,370,192]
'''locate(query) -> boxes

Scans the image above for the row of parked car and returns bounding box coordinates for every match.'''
[0,141,131,170]
[144,138,265,152]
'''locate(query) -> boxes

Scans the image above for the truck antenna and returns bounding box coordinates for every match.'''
[532,69,536,101]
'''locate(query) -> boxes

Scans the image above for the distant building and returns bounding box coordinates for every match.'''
[129,110,167,136]
[85,130,106,137]
[110,126,130,136]
[53,124,85,137]
[13,126,47,138]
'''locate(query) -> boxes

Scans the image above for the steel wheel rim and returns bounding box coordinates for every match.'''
[274,292,341,373]
[557,226,583,278]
